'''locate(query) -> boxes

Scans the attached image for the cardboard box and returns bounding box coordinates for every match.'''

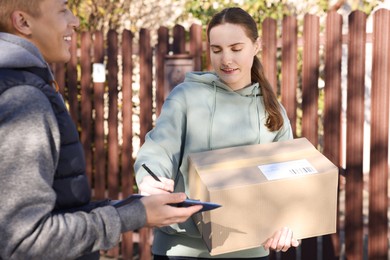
[188,138,338,256]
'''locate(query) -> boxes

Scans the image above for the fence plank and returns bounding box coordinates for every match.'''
[156,27,169,116]
[345,10,366,260]
[173,24,186,54]
[323,10,343,259]
[273,15,299,260]
[301,13,320,260]
[93,31,106,200]
[368,9,390,260]
[121,29,135,259]
[262,17,278,93]
[80,32,93,186]
[106,29,120,258]
[301,13,320,146]
[281,15,298,136]
[67,33,79,126]
[107,29,120,201]
[138,28,153,260]
[190,23,203,71]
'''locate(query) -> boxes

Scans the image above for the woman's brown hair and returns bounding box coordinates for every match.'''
[207,7,284,131]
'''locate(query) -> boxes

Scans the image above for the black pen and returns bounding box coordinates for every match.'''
[141,163,162,182]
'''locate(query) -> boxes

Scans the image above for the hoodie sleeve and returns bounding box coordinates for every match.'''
[134,86,188,187]
[0,86,146,260]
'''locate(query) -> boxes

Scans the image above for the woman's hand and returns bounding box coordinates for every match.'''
[138,175,174,195]
[262,227,300,252]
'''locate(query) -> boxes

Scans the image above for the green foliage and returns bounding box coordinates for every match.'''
[180,0,293,30]
[67,0,384,32]
[361,0,383,14]
[179,0,384,30]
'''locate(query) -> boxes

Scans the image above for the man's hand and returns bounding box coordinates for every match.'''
[140,193,202,227]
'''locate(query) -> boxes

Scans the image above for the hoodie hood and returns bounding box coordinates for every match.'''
[0,33,49,70]
[184,71,261,96]
[0,33,56,94]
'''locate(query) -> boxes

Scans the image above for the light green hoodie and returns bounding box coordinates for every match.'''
[135,71,293,258]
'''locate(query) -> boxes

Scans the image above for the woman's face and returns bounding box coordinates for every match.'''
[209,23,260,91]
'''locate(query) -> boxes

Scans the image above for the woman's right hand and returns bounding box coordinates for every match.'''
[138,175,174,195]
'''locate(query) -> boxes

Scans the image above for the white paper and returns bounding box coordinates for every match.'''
[93,63,106,83]
[258,159,318,181]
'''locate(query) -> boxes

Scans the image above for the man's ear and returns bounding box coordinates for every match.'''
[11,11,32,36]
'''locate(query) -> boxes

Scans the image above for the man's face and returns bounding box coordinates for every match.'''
[26,0,79,63]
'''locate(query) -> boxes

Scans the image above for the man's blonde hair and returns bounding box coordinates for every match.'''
[0,0,43,32]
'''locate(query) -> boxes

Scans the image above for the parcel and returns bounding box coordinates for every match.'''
[188,137,338,255]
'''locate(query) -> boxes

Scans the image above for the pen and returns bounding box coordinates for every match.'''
[141,163,162,182]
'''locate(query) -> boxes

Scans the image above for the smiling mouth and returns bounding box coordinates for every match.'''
[221,68,238,73]
[64,36,72,42]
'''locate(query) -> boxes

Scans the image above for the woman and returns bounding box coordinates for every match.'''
[135,7,299,259]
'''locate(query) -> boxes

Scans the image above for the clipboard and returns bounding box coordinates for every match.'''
[112,194,221,212]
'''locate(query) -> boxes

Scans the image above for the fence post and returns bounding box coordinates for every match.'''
[121,29,135,259]
[190,23,203,71]
[80,31,93,186]
[156,26,170,116]
[323,10,343,260]
[301,13,320,260]
[262,17,278,94]
[106,29,120,258]
[107,29,119,201]
[345,10,366,260]
[93,31,106,200]
[139,27,153,260]
[281,16,298,136]
[173,24,186,54]
[368,9,390,260]
[67,32,79,127]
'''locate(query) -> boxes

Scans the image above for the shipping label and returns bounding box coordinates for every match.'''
[258,159,318,180]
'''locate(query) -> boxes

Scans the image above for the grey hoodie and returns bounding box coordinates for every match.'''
[134,72,293,257]
[0,32,146,260]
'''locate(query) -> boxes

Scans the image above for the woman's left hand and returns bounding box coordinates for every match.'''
[262,227,300,252]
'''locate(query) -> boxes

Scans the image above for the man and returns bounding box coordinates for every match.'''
[0,0,202,259]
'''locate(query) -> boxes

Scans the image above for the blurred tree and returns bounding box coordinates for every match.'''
[68,0,188,32]
[68,0,131,31]
[67,0,382,32]
[178,0,382,29]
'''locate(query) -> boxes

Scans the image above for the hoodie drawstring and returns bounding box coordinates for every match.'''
[252,84,261,144]
[208,82,218,150]
[50,80,60,92]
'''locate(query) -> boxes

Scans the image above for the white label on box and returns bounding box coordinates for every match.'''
[258,159,318,180]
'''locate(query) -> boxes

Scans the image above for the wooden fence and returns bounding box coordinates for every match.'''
[51,9,390,260]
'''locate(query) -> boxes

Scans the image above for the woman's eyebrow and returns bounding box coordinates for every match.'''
[210,42,244,48]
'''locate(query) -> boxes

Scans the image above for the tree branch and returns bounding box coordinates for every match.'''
[329,0,347,11]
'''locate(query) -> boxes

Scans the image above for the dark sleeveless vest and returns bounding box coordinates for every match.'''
[0,68,91,210]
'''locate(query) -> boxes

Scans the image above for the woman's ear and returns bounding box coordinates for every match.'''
[254,37,261,55]
[11,11,32,36]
